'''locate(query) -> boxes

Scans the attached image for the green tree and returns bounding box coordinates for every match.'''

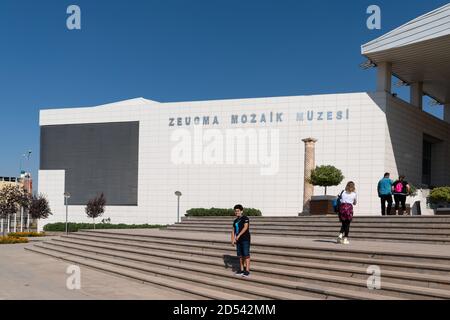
[28,194,52,230]
[85,193,106,229]
[0,185,30,236]
[309,165,344,195]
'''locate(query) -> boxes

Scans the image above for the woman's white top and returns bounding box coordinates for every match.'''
[341,191,357,204]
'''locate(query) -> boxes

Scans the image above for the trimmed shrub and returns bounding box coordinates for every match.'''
[429,187,450,204]
[0,236,29,244]
[309,165,344,195]
[43,223,165,232]
[185,208,262,217]
[8,232,46,238]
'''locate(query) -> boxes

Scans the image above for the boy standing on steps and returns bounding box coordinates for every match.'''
[231,204,251,277]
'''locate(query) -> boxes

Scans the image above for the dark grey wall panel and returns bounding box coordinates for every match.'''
[40,122,139,206]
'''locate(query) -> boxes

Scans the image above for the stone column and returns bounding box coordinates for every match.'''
[444,103,450,124]
[376,62,392,93]
[410,82,423,109]
[302,138,318,214]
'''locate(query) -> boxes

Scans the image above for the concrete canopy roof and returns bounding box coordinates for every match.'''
[361,3,450,104]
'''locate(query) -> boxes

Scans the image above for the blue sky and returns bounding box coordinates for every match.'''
[0,0,447,180]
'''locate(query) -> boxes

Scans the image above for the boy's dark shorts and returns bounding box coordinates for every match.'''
[236,240,250,258]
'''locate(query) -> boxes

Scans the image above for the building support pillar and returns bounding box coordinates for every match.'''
[410,82,424,109]
[444,104,450,124]
[302,138,318,215]
[376,62,392,93]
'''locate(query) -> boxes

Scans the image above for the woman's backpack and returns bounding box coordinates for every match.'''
[333,190,345,213]
[394,181,404,193]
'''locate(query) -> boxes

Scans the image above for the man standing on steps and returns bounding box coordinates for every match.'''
[378,172,393,216]
[231,204,251,277]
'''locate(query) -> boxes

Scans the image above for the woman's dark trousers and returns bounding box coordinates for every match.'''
[340,220,351,237]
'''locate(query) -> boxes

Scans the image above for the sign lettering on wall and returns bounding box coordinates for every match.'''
[169,109,350,127]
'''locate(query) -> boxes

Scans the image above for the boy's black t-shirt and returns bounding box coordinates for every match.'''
[233,215,250,242]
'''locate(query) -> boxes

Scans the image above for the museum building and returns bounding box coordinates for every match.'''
[38,4,450,229]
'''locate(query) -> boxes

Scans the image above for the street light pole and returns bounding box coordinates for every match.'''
[20,207,23,232]
[64,192,71,235]
[19,151,31,175]
[174,191,182,223]
[66,200,68,234]
[18,150,32,232]
[19,153,25,175]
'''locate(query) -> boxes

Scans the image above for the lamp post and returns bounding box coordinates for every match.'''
[20,207,23,232]
[19,150,32,175]
[19,153,26,175]
[19,151,32,232]
[64,192,71,235]
[174,191,182,223]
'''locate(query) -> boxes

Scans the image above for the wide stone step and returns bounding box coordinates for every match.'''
[29,228,450,299]
[77,230,450,265]
[27,244,315,300]
[30,241,411,299]
[173,223,450,235]
[24,246,247,300]
[166,226,450,243]
[27,243,345,300]
[69,233,450,275]
[54,236,450,290]
[179,220,450,229]
[182,216,450,223]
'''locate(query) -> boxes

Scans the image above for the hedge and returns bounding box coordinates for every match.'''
[8,232,46,238]
[0,237,29,244]
[429,187,450,204]
[185,208,262,217]
[43,222,165,232]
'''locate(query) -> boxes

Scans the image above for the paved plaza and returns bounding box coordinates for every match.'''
[0,242,196,300]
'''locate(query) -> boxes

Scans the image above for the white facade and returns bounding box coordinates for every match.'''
[38,91,450,230]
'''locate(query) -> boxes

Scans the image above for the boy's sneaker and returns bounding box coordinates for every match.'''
[242,271,250,277]
[337,233,343,243]
[342,238,350,245]
[235,270,244,276]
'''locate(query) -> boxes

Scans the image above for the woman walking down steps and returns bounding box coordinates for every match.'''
[337,182,358,245]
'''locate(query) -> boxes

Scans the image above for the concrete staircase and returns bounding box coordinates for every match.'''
[25,228,450,300]
[167,216,450,244]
